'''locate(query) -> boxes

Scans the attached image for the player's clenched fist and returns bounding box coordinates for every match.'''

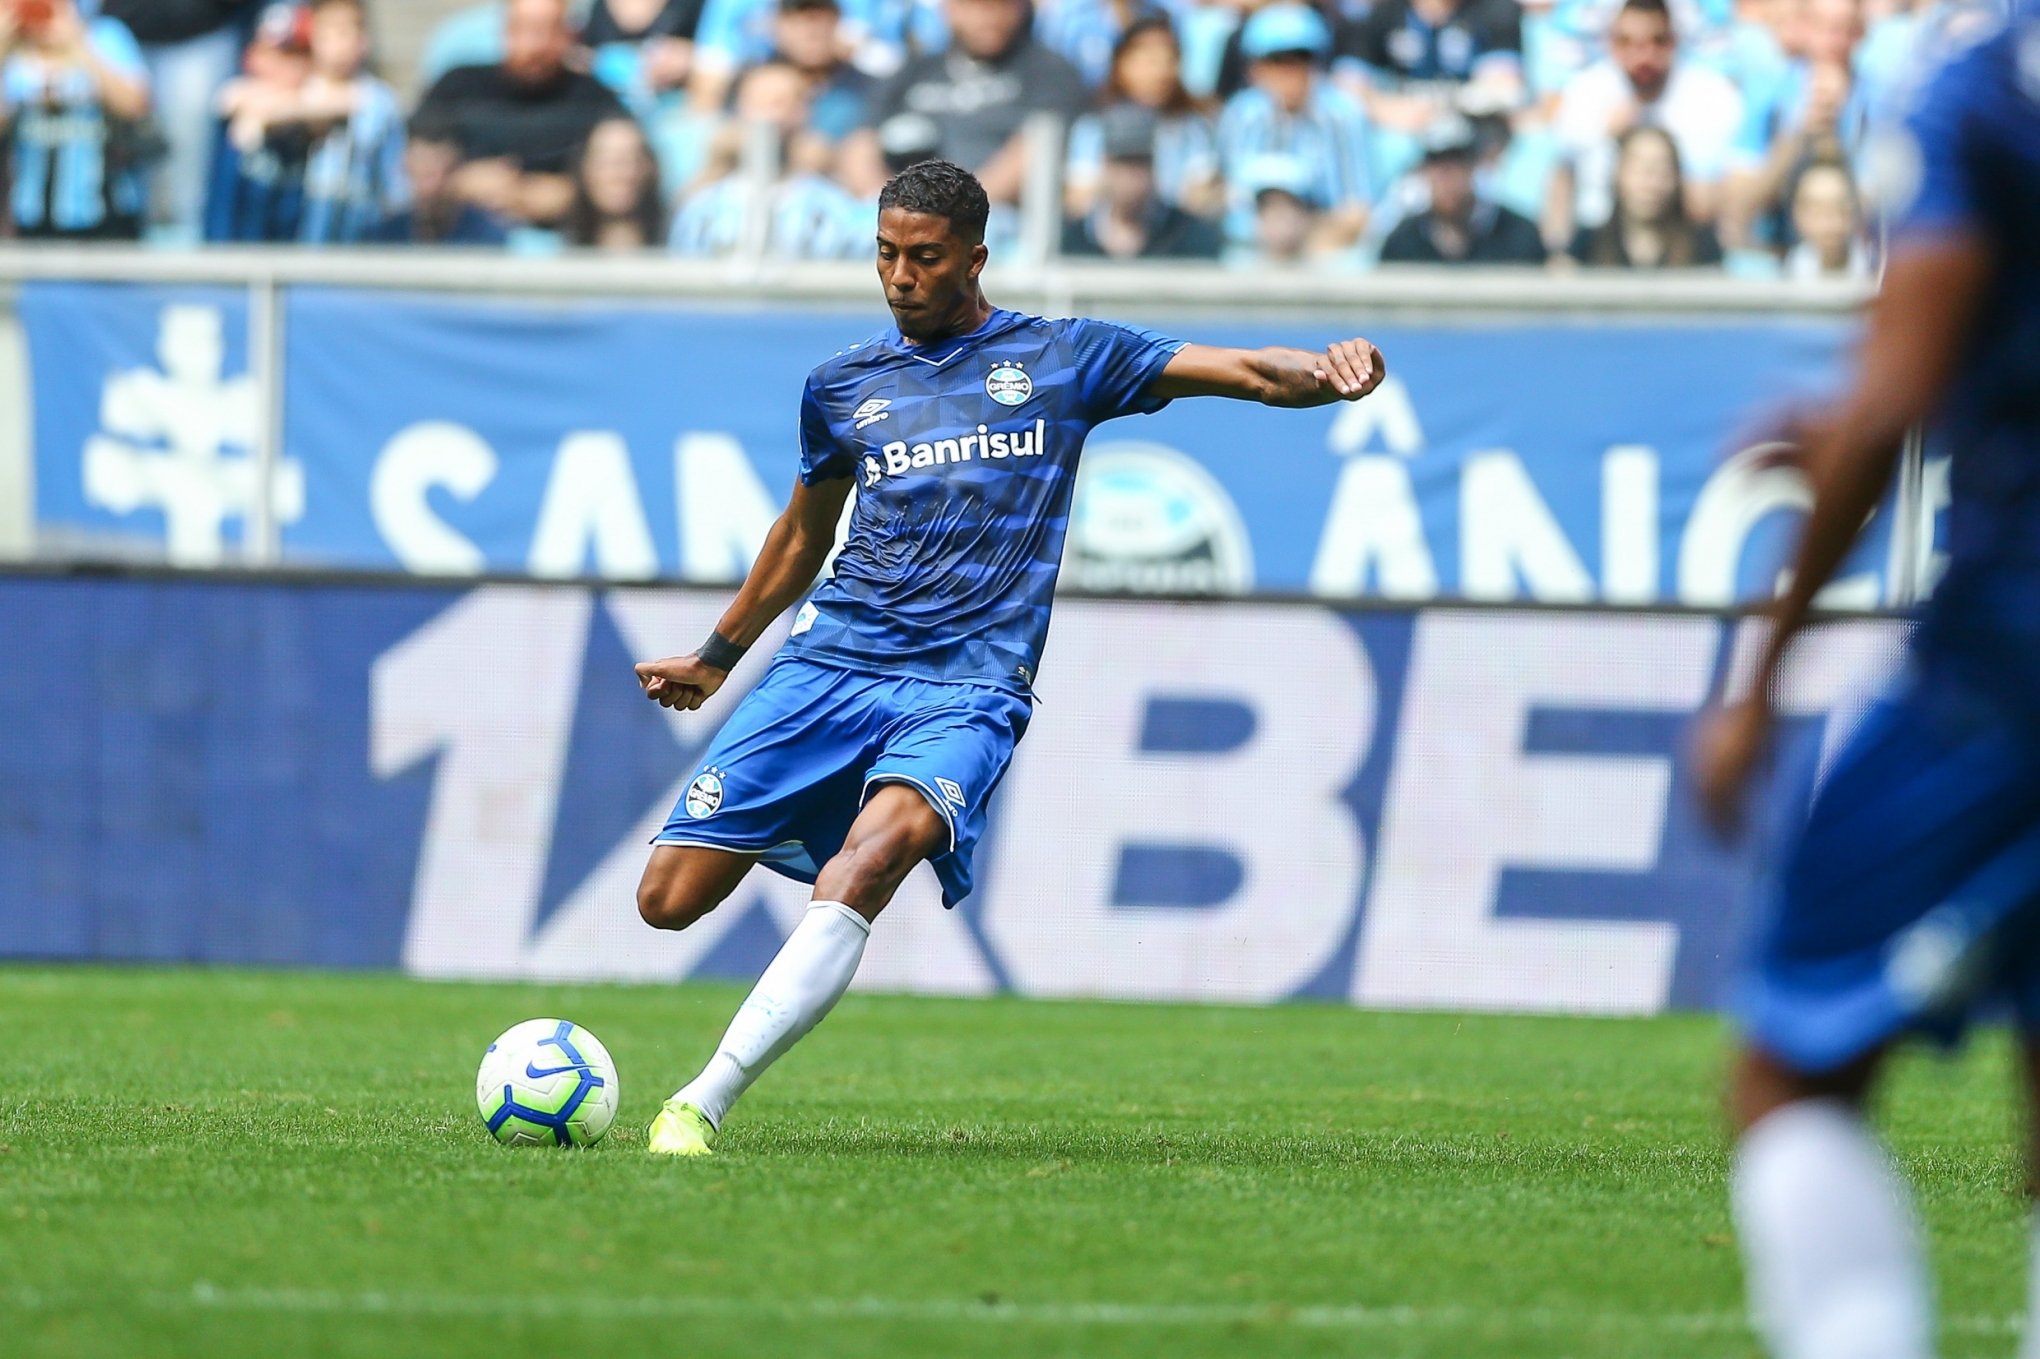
[1318,338,1385,401]
[634,655,727,711]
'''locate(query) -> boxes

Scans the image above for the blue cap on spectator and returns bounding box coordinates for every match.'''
[1240,4,1332,60]
[1239,153,1319,206]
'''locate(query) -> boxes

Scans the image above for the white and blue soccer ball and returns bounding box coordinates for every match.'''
[475,1018,620,1147]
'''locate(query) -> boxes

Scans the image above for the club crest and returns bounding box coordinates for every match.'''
[684,768,725,819]
[985,365,1032,406]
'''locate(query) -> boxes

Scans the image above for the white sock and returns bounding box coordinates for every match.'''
[673,901,870,1130]
[2020,1212,2040,1359]
[1731,1099,1932,1359]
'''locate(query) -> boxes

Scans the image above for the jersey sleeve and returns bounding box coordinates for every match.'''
[797,375,855,483]
[1886,35,1996,242]
[1065,318,1187,422]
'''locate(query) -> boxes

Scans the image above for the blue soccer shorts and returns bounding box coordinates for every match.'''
[652,656,1030,906]
[1739,664,2040,1074]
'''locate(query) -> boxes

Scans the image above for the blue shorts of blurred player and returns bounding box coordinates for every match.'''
[652,656,1030,907]
[1740,662,2040,1074]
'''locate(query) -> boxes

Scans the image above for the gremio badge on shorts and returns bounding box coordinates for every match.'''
[684,768,725,818]
[985,364,1031,406]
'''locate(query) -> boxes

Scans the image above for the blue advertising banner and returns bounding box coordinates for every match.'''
[19,281,1904,604]
[0,572,1906,1013]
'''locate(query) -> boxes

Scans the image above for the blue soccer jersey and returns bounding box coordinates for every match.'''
[1886,8,2040,695]
[782,308,1185,691]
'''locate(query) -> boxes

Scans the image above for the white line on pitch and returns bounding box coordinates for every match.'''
[5,1283,2025,1337]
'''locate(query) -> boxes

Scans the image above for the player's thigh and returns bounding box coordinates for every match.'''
[815,785,950,918]
[636,843,758,930]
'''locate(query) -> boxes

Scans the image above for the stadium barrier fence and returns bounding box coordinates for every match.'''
[0,564,1906,1014]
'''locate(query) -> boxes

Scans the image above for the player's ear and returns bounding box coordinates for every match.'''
[968,242,988,279]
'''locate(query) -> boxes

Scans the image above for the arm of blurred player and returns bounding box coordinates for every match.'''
[633,474,854,709]
[1147,339,1385,407]
[1694,236,1993,834]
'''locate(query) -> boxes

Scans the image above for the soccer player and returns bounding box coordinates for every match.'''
[1694,12,2040,1357]
[630,158,1384,1157]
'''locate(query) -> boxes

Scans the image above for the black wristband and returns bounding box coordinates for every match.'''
[696,630,748,672]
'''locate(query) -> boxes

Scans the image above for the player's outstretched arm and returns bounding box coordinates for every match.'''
[1694,235,1992,834]
[1147,339,1385,407]
[634,475,854,711]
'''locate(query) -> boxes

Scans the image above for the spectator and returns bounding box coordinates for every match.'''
[415,0,631,229]
[688,0,945,112]
[1566,123,1722,267]
[100,0,249,240]
[1060,104,1223,258]
[1038,0,1180,88]
[207,0,404,242]
[1216,4,1372,254]
[1333,0,1526,135]
[1780,155,1866,278]
[872,106,939,172]
[583,0,703,101]
[671,57,865,255]
[1534,0,1728,94]
[1721,0,1864,249]
[367,112,509,244]
[1378,113,1544,264]
[1224,150,1322,266]
[1544,0,1742,252]
[0,0,153,240]
[565,113,666,247]
[206,3,314,241]
[295,0,406,242]
[768,0,871,145]
[1065,15,1220,218]
[841,0,1089,202]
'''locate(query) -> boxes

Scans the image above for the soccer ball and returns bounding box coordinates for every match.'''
[475,1018,620,1147]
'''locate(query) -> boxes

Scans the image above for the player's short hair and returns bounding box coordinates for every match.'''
[1616,0,1674,27]
[877,160,991,246]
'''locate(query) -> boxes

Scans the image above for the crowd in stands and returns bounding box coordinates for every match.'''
[0,0,1994,271]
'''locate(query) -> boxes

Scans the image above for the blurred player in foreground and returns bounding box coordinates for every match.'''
[1696,9,2040,1356]
[629,159,1384,1157]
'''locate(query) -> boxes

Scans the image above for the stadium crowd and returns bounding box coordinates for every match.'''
[0,0,1981,270]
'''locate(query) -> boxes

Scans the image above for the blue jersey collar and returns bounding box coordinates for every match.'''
[889,306,1021,360]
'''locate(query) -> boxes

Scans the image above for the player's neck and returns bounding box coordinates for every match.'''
[899,291,995,347]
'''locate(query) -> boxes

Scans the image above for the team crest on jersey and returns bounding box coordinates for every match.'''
[985,364,1032,406]
[684,768,726,819]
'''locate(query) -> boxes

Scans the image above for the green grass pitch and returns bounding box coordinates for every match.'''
[5,966,2032,1358]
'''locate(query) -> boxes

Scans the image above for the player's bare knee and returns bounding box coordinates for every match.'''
[635,860,721,931]
[637,878,716,931]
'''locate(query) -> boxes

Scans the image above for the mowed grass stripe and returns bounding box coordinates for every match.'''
[5,1283,2028,1339]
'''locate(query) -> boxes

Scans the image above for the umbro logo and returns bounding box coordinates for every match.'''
[853,398,892,430]
[936,777,967,809]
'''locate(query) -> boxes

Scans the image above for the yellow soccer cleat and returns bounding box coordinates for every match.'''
[646,1098,718,1157]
